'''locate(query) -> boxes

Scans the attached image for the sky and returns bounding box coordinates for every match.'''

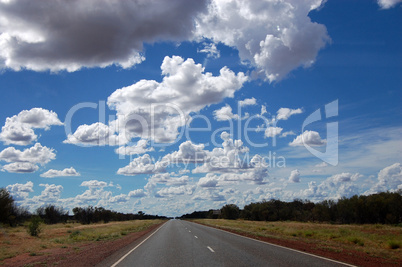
[0,0,401,217]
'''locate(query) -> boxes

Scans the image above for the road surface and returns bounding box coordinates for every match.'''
[107,219,353,267]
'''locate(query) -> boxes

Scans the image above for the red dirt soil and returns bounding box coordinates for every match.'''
[1,223,163,267]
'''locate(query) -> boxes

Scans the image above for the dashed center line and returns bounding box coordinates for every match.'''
[194,236,198,238]
[207,246,215,253]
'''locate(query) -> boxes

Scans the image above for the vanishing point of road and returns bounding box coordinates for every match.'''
[101,219,355,267]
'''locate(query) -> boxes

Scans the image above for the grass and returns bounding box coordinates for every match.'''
[192,219,402,261]
[0,220,164,262]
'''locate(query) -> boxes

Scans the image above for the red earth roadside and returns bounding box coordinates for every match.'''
[1,222,163,267]
[193,221,402,267]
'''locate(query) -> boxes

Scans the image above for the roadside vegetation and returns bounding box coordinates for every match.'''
[0,219,164,262]
[192,219,402,262]
[0,187,167,262]
[180,191,402,224]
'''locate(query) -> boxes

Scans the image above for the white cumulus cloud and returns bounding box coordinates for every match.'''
[117,154,166,176]
[289,130,326,147]
[239,97,257,107]
[289,169,301,183]
[195,0,330,82]
[378,0,402,9]
[276,107,303,121]
[40,167,80,178]
[0,0,207,72]
[265,127,283,138]
[107,56,247,143]
[0,108,62,146]
[0,143,56,173]
[213,105,239,121]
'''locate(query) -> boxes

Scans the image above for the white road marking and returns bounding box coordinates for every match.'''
[194,236,198,238]
[207,246,215,253]
[189,230,191,232]
[111,222,166,267]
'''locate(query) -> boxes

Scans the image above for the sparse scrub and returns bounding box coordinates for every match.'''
[27,216,42,237]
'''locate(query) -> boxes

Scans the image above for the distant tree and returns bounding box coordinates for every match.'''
[37,205,69,224]
[221,204,240,220]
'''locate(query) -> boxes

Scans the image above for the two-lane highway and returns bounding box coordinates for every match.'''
[109,220,354,267]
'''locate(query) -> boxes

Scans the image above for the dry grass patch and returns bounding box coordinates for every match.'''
[0,220,164,262]
[192,219,402,261]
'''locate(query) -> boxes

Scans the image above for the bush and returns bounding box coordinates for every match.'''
[27,216,42,237]
[388,240,400,249]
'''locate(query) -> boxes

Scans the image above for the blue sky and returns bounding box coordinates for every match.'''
[0,0,401,217]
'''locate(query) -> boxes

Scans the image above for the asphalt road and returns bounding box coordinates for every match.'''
[109,219,353,267]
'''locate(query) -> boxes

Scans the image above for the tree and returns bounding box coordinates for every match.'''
[0,188,14,225]
[221,204,240,220]
[37,205,69,224]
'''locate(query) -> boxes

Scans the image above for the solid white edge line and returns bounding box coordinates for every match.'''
[110,221,167,267]
[189,221,356,267]
[207,246,215,253]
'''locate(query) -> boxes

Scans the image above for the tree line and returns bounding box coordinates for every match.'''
[180,190,402,224]
[0,187,166,227]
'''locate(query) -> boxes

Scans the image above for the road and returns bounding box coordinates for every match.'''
[109,219,353,267]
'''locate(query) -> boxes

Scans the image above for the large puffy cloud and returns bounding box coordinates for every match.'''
[289,130,326,147]
[195,0,330,82]
[0,143,55,164]
[378,0,402,9]
[0,143,56,173]
[0,108,62,145]
[117,154,166,176]
[40,167,80,178]
[107,56,247,143]
[0,0,207,72]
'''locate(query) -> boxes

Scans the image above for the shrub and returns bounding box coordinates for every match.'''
[27,216,42,237]
[388,240,400,249]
